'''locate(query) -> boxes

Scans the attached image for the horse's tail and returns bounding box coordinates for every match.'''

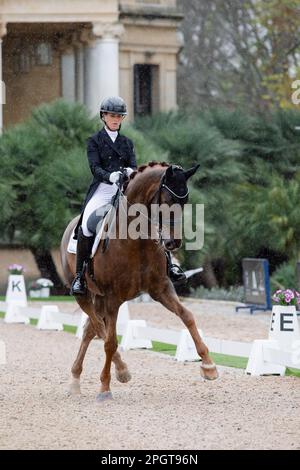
[60,215,80,288]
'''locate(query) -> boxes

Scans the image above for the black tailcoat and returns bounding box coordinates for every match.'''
[74,127,137,236]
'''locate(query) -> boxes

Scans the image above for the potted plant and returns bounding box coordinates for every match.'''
[7,264,25,275]
[36,278,54,298]
[272,289,300,308]
[28,281,43,298]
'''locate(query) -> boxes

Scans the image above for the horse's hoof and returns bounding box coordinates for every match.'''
[200,363,219,381]
[96,391,113,402]
[116,369,132,383]
[67,380,81,395]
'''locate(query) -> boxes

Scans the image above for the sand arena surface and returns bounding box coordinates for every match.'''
[0,299,299,450]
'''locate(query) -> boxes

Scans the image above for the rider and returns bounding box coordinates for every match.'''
[70,96,186,296]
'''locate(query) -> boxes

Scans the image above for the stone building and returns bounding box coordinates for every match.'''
[0,0,183,130]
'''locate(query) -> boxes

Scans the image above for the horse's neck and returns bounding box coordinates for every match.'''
[125,171,162,206]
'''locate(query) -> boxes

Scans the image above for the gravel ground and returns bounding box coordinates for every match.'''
[0,299,299,450]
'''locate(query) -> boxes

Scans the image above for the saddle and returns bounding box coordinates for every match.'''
[67,189,124,258]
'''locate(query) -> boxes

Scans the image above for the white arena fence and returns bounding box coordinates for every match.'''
[0,299,300,376]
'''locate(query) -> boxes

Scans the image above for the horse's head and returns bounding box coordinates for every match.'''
[157,164,200,251]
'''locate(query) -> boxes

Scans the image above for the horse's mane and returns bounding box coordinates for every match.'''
[123,160,169,192]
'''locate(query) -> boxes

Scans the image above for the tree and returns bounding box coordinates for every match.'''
[177,0,300,111]
[0,100,96,292]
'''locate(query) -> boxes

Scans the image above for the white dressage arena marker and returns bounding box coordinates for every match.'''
[246,340,286,376]
[75,311,89,339]
[246,305,300,375]
[5,275,27,307]
[37,305,63,331]
[4,302,29,324]
[116,302,130,335]
[175,329,203,362]
[0,340,7,365]
[120,320,152,351]
[269,305,300,350]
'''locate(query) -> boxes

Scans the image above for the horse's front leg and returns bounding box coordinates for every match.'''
[150,283,218,380]
[96,311,119,402]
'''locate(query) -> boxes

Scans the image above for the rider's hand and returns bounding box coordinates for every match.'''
[109,171,122,184]
[125,167,134,178]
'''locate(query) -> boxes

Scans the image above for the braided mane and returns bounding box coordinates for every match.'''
[123,160,169,191]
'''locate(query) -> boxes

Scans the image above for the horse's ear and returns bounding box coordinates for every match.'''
[184,164,200,181]
[165,165,174,179]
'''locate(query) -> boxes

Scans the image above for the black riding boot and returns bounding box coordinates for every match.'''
[70,227,94,296]
[165,251,187,284]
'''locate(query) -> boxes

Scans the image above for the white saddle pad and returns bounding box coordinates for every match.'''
[67,208,115,257]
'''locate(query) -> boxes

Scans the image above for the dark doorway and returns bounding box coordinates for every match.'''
[134,64,159,117]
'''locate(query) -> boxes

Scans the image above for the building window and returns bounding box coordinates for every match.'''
[134,64,159,117]
[12,41,52,74]
[36,42,52,66]
[14,50,31,73]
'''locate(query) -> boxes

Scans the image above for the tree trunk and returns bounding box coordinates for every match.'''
[30,247,68,295]
[201,257,219,288]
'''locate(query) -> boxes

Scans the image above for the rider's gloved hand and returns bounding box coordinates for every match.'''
[125,167,134,178]
[109,171,122,184]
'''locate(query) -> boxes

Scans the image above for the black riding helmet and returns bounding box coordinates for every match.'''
[100,96,127,120]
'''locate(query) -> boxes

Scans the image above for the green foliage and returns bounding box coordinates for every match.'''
[191,286,244,302]
[122,124,168,165]
[0,100,96,249]
[134,108,300,286]
[270,261,298,291]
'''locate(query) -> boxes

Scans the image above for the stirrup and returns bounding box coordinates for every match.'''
[168,263,187,284]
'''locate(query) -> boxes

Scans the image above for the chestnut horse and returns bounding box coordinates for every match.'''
[60,162,218,401]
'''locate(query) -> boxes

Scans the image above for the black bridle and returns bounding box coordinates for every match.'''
[119,168,189,243]
[149,170,189,243]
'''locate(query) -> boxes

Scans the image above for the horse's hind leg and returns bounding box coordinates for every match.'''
[69,317,95,395]
[150,284,218,380]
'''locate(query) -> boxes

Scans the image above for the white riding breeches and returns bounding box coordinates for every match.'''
[82,182,118,236]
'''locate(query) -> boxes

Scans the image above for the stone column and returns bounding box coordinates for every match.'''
[61,46,76,102]
[75,44,84,104]
[0,23,7,134]
[84,22,124,117]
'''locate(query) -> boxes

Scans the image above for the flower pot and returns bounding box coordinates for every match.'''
[39,287,50,298]
[29,290,42,298]
[269,305,300,350]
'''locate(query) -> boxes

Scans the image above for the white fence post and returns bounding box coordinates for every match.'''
[4,302,29,324]
[246,339,286,376]
[0,340,6,365]
[75,311,89,339]
[37,305,63,331]
[175,329,203,362]
[120,320,152,351]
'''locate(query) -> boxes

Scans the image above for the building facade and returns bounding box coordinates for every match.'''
[0,0,183,130]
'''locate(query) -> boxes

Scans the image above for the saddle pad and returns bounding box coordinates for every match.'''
[67,208,114,257]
